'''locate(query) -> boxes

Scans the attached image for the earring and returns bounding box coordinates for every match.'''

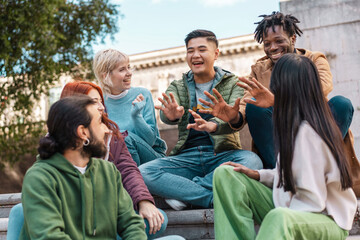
[83,138,90,146]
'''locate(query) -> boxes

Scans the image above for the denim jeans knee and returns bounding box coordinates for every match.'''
[245,103,275,169]
[125,132,165,166]
[328,95,354,137]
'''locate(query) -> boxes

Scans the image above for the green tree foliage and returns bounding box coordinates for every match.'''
[0,121,46,168]
[0,0,120,123]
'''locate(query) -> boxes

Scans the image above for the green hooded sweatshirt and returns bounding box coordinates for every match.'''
[20,153,146,240]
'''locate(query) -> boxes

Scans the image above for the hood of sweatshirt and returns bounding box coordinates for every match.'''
[36,153,98,239]
[184,66,234,86]
[36,152,96,175]
[183,66,235,110]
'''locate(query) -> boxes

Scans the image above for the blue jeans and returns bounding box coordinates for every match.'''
[246,95,354,169]
[125,131,166,166]
[139,146,263,208]
[116,208,170,240]
[143,209,168,240]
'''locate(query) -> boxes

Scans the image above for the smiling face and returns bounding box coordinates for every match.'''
[108,60,133,95]
[83,104,110,158]
[263,25,296,64]
[87,89,105,114]
[186,37,219,81]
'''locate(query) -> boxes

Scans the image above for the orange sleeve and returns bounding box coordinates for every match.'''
[312,53,333,98]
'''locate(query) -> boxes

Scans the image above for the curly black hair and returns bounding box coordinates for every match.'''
[254,11,303,43]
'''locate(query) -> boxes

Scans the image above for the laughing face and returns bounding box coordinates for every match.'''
[109,60,133,95]
[263,25,296,64]
[186,37,219,80]
[82,104,110,158]
[87,89,105,114]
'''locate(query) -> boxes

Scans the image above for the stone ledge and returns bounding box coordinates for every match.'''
[0,193,21,206]
[166,209,214,225]
[0,218,8,232]
[1,193,360,240]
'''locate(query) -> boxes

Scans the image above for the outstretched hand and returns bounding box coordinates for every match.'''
[221,161,260,180]
[186,109,217,133]
[155,92,185,121]
[237,77,274,108]
[198,88,241,124]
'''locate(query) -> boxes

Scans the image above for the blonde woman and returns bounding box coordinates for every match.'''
[93,49,167,166]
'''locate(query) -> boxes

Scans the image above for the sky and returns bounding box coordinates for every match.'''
[93,0,280,55]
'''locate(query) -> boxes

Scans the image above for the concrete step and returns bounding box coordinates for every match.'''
[1,193,360,240]
[0,193,21,219]
[0,218,8,240]
[162,209,214,239]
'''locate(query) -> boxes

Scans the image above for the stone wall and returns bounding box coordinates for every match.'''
[281,0,360,156]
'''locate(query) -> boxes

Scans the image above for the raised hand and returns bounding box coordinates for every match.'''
[237,77,274,108]
[132,93,144,105]
[198,88,240,124]
[221,161,260,180]
[186,109,217,133]
[155,92,184,121]
[131,94,146,117]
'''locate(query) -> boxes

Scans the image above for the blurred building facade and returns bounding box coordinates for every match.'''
[2,0,358,155]
[280,0,360,156]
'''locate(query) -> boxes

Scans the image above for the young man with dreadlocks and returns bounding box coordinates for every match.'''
[199,11,356,171]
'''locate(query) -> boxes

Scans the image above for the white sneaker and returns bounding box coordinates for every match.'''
[165,199,187,211]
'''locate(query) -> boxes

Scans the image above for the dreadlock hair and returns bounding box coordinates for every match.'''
[254,11,303,43]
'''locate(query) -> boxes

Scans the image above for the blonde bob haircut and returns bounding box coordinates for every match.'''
[93,49,129,95]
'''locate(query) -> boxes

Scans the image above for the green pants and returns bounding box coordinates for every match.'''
[213,166,349,240]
